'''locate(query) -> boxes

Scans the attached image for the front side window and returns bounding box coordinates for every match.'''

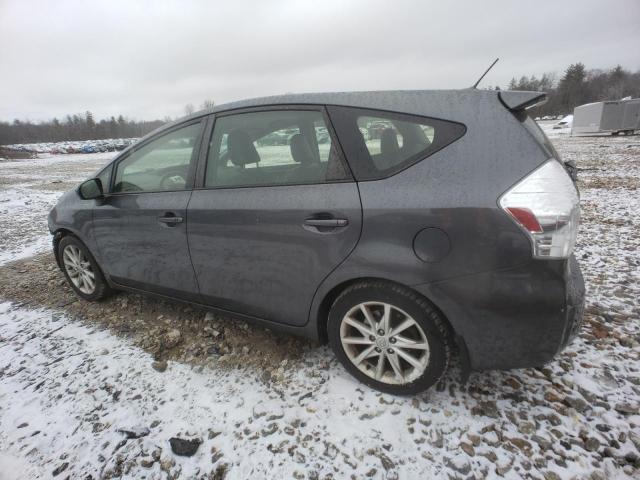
[113,122,202,193]
[205,110,350,188]
[329,107,466,181]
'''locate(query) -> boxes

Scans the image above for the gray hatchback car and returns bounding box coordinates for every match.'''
[49,89,585,394]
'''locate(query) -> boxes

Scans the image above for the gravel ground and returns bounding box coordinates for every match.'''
[0,130,639,479]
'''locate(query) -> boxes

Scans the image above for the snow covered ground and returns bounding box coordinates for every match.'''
[0,135,639,479]
[0,153,111,265]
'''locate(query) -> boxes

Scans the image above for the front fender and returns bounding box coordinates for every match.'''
[48,190,98,267]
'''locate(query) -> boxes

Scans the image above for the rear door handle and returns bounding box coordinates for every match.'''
[303,218,349,228]
[158,213,183,226]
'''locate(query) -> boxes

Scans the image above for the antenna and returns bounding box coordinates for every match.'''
[472,57,499,89]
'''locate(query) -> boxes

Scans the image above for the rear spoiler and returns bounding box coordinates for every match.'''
[499,91,547,111]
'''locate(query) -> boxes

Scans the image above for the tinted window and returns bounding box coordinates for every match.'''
[113,122,202,193]
[205,110,350,188]
[328,107,466,181]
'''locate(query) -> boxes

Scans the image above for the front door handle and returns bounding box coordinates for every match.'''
[304,218,348,227]
[158,213,183,226]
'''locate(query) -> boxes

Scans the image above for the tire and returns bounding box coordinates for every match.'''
[327,281,450,395]
[58,235,112,301]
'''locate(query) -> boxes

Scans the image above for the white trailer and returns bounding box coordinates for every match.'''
[571,98,640,136]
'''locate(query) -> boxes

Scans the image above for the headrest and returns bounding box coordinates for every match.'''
[289,133,317,165]
[380,128,400,157]
[227,130,260,167]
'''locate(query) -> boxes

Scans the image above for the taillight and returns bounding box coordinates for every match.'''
[499,159,580,259]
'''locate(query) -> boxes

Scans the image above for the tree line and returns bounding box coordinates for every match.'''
[0,100,215,146]
[0,112,165,146]
[491,64,640,117]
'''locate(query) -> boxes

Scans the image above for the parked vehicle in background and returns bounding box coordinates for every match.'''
[2,138,139,156]
[572,98,640,136]
[48,89,585,394]
[553,114,573,129]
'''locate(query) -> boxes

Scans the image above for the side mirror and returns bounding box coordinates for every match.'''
[78,178,103,200]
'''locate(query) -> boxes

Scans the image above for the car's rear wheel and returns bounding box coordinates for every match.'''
[328,281,450,395]
[58,235,112,301]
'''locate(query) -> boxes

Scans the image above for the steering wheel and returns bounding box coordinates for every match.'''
[159,173,186,190]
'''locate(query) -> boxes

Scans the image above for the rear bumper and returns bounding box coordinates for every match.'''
[560,255,586,348]
[414,255,585,371]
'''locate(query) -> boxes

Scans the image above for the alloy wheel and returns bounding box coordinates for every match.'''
[339,301,430,385]
[62,244,96,295]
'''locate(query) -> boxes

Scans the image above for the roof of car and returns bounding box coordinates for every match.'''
[204,88,487,115]
[141,88,501,145]
[174,89,500,121]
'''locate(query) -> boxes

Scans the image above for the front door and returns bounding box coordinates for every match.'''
[188,108,362,326]
[93,121,204,300]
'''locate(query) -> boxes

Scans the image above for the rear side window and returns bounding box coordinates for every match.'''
[328,106,466,181]
[204,109,350,188]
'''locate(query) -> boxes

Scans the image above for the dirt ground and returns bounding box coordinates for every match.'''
[0,252,311,373]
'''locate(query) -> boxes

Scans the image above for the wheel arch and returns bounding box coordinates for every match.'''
[314,276,455,343]
[53,228,100,272]
[52,228,76,269]
[314,276,471,380]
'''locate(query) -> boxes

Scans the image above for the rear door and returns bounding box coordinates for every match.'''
[93,120,204,300]
[187,107,361,326]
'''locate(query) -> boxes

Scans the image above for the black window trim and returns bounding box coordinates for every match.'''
[326,105,467,182]
[105,118,206,197]
[192,104,355,191]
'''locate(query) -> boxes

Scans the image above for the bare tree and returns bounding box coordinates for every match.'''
[184,103,195,116]
[201,99,215,110]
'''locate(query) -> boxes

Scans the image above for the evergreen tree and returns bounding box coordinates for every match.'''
[557,63,587,112]
[85,111,95,138]
[109,116,118,138]
[117,115,126,137]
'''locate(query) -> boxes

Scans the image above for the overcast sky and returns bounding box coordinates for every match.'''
[1,0,639,122]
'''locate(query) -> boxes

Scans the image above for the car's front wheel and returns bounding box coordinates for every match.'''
[58,235,112,301]
[328,281,450,395]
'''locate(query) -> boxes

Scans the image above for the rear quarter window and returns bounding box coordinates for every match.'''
[328,106,466,181]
